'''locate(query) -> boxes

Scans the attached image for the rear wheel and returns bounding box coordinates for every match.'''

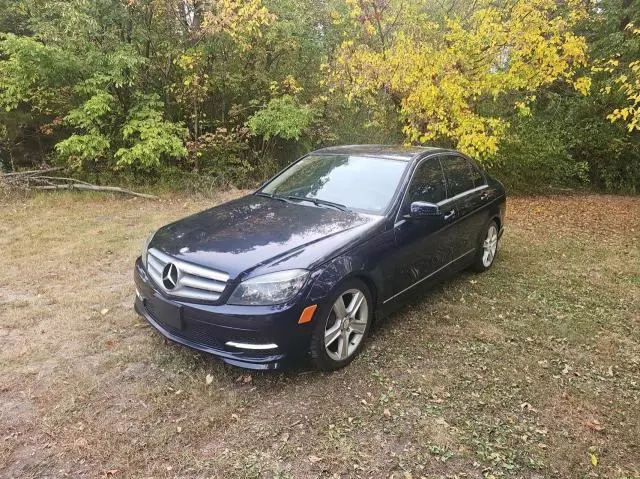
[309,279,372,370]
[472,220,499,272]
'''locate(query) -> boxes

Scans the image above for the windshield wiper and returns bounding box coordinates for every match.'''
[255,192,289,203]
[285,195,347,211]
[258,192,348,211]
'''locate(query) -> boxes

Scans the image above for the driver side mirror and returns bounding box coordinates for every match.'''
[404,201,440,220]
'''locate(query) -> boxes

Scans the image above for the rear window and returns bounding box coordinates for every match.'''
[470,162,486,187]
[441,155,475,197]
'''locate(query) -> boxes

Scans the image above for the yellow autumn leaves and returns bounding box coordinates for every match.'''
[331,0,590,159]
[605,24,640,132]
[203,0,275,49]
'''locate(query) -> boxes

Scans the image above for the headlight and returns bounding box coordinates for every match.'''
[228,269,309,306]
[141,232,155,268]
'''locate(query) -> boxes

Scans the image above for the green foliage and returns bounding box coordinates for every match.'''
[188,127,254,185]
[116,96,187,168]
[0,34,79,113]
[248,95,315,141]
[491,89,640,193]
[0,0,638,192]
[65,91,114,130]
[55,133,111,169]
[54,88,115,169]
[491,117,590,192]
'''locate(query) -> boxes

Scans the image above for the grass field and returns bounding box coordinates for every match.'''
[1,191,639,479]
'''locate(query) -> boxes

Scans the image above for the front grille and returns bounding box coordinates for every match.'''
[146,248,230,302]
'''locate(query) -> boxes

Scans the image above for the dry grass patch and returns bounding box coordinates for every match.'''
[1,191,639,478]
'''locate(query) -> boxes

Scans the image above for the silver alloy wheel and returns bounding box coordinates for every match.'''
[324,288,369,361]
[482,224,498,267]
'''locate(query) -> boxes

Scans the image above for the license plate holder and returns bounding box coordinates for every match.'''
[145,297,183,330]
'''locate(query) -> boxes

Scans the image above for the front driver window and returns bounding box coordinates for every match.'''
[406,158,448,207]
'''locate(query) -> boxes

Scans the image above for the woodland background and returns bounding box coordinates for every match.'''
[1,0,639,193]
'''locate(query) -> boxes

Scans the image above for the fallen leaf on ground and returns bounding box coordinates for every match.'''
[100,308,109,315]
[585,419,604,431]
[74,437,88,447]
[205,374,213,385]
[308,455,322,463]
[520,402,538,413]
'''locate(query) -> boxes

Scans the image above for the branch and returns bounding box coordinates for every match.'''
[3,167,64,177]
[32,176,97,187]
[32,184,158,199]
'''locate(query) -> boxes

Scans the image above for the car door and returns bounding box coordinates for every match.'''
[440,154,488,258]
[381,156,457,302]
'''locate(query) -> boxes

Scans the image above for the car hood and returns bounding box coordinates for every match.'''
[150,195,383,279]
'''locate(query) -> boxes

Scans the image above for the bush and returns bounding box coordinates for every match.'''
[490,91,640,194]
[490,118,590,192]
[187,127,254,187]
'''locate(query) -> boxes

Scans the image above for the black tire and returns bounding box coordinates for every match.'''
[472,220,500,273]
[309,278,373,371]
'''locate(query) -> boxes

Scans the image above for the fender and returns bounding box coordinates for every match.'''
[306,227,395,312]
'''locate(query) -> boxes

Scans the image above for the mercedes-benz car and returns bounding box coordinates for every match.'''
[134,145,506,370]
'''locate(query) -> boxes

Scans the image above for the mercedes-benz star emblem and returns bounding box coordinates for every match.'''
[162,263,179,290]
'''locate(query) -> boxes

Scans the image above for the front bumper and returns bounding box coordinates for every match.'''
[133,258,315,370]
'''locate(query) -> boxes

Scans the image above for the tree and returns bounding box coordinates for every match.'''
[330,0,590,159]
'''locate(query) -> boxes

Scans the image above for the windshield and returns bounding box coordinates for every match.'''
[260,154,408,214]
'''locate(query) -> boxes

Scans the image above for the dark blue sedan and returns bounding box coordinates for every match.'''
[134,145,506,370]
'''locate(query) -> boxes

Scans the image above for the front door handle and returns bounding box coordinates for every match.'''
[443,209,456,221]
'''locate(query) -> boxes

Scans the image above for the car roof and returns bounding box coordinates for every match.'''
[313,144,450,162]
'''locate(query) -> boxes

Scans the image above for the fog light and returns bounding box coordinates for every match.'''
[135,288,142,300]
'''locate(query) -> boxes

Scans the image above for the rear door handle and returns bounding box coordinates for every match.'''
[480,192,491,201]
[443,209,456,221]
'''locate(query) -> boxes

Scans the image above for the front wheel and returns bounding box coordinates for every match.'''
[472,220,499,272]
[309,279,373,371]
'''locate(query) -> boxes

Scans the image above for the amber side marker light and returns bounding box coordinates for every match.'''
[298,304,318,324]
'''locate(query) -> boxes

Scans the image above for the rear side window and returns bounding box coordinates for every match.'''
[406,158,447,205]
[470,162,486,187]
[441,155,475,197]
